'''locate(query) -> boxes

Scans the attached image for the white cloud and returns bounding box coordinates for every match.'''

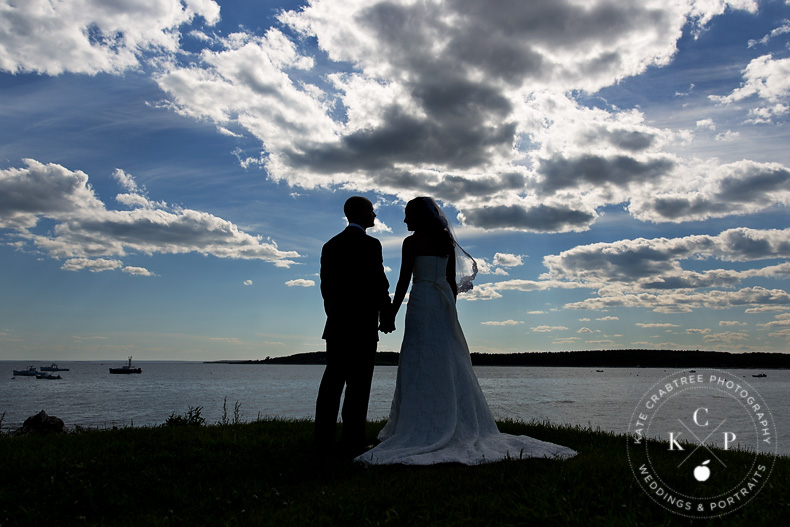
[714,130,740,142]
[61,258,122,272]
[243,280,253,286]
[710,54,790,123]
[747,20,790,48]
[565,286,790,314]
[757,313,790,328]
[460,224,790,319]
[140,0,786,234]
[113,169,140,193]
[714,55,790,103]
[745,305,790,313]
[492,253,523,267]
[481,320,524,326]
[768,328,790,338]
[0,159,300,273]
[0,0,220,75]
[531,325,568,333]
[703,331,750,343]
[285,279,315,287]
[2,0,784,236]
[122,266,156,277]
[369,219,393,234]
[542,227,790,286]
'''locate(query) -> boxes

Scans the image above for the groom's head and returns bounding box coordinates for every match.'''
[344,196,376,229]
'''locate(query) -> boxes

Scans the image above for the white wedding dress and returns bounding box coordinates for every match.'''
[356,256,577,465]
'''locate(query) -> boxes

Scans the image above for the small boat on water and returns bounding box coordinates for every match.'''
[13,366,38,377]
[752,373,767,378]
[109,356,142,374]
[36,373,62,380]
[40,363,70,372]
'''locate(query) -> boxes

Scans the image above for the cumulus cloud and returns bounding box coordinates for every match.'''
[492,253,523,267]
[710,54,790,123]
[465,226,790,316]
[481,320,524,326]
[542,227,790,286]
[61,258,123,273]
[2,1,784,233]
[129,0,783,233]
[703,331,750,343]
[757,313,790,328]
[285,279,316,287]
[0,0,220,75]
[628,159,790,223]
[711,54,790,104]
[122,266,156,277]
[532,325,568,332]
[0,159,300,273]
[565,286,790,314]
[461,277,587,301]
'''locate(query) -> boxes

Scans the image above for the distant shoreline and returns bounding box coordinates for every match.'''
[207,349,790,369]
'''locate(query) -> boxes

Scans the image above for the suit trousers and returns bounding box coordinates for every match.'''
[314,339,377,451]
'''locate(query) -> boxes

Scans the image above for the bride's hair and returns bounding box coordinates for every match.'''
[407,197,454,254]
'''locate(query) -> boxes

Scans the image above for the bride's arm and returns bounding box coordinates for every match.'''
[391,236,415,316]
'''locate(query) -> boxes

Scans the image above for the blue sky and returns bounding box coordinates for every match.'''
[1,0,789,361]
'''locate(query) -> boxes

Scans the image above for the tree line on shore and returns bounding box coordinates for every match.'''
[209,349,790,368]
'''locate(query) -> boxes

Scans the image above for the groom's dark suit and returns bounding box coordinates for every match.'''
[316,225,391,453]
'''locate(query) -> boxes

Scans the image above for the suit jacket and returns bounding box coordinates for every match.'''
[321,226,391,343]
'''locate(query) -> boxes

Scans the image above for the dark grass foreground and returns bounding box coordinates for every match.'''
[1,418,787,526]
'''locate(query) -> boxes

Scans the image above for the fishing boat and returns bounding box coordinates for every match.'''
[40,363,70,372]
[36,373,62,380]
[109,356,142,374]
[13,366,38,377]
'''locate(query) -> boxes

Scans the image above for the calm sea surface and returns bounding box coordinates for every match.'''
[2,361,788,456]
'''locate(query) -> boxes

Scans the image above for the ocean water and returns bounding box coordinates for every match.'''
[2,361,787,456]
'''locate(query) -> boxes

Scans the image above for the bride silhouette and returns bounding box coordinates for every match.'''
[357,197,577,465]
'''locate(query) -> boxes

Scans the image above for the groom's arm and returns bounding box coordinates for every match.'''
[375,239,391,308]
[373,238,395,333]
[320,242,339,316]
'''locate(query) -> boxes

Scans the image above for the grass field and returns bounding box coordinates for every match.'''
[1,416,787,526]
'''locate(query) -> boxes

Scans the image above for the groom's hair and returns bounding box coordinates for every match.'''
[344,196,372,220]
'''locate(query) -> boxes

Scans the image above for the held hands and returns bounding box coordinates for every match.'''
[379,306,396,334]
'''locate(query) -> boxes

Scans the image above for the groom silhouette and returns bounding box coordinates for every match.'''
[315,196,393,457]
